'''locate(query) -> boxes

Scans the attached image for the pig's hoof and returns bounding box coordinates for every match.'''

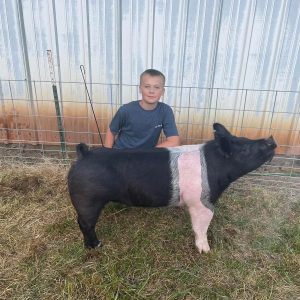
[92,240,102,249]
[196,240,210,254]
[86,240,102,249]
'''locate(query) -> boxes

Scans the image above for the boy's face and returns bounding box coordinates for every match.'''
[139,74,165,105]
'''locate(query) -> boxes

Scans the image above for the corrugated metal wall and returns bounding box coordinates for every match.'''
[0,0,299,156]
[2,1,300,87]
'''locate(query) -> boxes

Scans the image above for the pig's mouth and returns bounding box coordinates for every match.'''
[265,150,275,163]
[265,136,277,163]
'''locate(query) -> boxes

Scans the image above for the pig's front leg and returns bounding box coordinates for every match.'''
[188,203,214,253]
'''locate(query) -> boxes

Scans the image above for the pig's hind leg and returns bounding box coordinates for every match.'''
[188,203,214,253]
[73,196,107,249]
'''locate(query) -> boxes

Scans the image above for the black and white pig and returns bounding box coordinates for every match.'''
[68,123,276,253]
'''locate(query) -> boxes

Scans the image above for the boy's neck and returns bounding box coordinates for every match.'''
[139,100,158,110]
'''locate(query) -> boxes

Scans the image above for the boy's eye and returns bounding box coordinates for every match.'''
[143,85,162,89]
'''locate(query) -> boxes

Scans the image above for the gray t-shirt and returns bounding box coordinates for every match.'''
[110,100,178,149]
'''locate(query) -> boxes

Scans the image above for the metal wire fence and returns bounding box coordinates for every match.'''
[0,79,299,191]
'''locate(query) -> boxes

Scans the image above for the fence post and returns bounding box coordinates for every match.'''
[52,84,67,158]
[47,50,67,158]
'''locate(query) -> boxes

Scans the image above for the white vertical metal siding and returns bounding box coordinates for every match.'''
[1,0,300,88]
[0,0,299,153]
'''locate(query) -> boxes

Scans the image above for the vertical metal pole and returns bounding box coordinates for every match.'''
[0,80,8,142]
[150,0,156,68]
[240,89,248,135]
[47,50,67,158]
[85,0,94,145]
[51,0,64,111]
[185,87,192,144]
[201,0,223,139]
[118,0,123,106]
[17,0,39,144]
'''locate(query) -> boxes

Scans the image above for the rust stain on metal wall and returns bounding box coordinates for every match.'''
[1,0,300,158]
[1,103,299,155]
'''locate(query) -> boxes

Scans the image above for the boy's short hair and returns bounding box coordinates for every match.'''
[140,69,165,86]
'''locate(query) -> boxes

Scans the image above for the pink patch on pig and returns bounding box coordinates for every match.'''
[178,151,214,253]
[178,151,202,206]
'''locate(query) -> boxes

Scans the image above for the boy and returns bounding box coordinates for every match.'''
[104,69,180,149]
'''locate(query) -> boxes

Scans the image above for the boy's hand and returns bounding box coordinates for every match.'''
[104,128,115,148]
[156,136,181,148]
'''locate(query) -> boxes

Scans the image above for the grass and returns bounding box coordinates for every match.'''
[0,161,299,300]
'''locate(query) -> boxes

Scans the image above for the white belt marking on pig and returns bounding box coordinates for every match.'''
[169,151,180,206]
[178,151,203,207]
[177,150,214,253]
[199,146,213,211]
[168,144,213,211]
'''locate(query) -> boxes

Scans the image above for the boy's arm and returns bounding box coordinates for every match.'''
[158,104,180,148]
[104,127,116,148]
[156,135,181,148]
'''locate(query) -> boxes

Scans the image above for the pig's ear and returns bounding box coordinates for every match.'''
[218,137,232,158]
[213,123,233,157]
[213,123,232,138]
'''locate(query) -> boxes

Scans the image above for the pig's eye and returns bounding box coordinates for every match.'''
[240,146,250,155]
[260,142,271,150]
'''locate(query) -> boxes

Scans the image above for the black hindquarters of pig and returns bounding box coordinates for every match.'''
[68,123,277,251]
